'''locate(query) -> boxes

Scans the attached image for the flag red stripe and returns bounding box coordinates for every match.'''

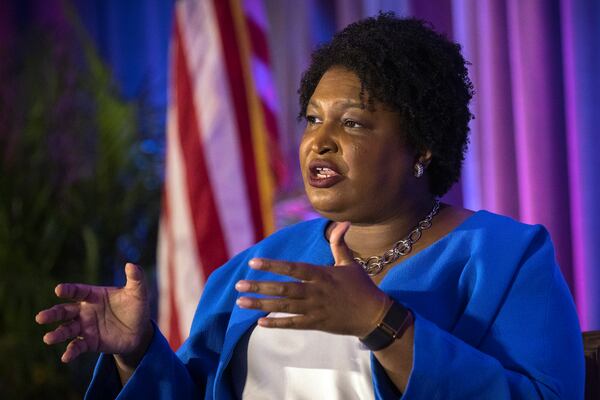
[246,11,285,186]
[174,20,228,274]
[212,0,264,241]
[246,17,270,64]
[246,9,280,151]
[260,99,279,143]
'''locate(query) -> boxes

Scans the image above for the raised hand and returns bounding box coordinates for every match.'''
[235,222,391,338]
[35,263,153,365]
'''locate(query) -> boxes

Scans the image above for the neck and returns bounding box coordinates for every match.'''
[343,197,437,259]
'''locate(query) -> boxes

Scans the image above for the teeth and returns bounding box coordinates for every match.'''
[315,167,336,178]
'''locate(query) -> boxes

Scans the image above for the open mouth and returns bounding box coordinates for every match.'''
[314,167,338,179]
[308,160,344,188]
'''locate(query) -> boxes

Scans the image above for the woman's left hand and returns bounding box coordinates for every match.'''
[235,222,391,338]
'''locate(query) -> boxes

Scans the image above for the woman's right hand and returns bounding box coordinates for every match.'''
[35,263,153,368]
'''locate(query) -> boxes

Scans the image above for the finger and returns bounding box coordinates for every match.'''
[257,315,311,329]
[55,283,94,302]
[235,280,307,299]
[236,296,305,314]
[43,319,81,345]
[61,336,89,363]
[124,263,145,291]
[249,258,321,281]
[35,303,79,325]
[329,221,354,266]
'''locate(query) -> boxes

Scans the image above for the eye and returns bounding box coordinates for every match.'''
[306,115,322,125]
[343,119,363,129]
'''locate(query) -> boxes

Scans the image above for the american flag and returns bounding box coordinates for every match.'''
[157,0,284,350]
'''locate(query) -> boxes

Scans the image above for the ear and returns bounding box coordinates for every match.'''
[416,149,433,168]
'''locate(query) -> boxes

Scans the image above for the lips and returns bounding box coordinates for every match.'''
[308,159,344,188]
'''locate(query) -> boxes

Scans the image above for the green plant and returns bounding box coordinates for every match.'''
[0,4,160,398]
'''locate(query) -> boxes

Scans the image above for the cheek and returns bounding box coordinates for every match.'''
[349,143,411,186]
[298,136,310,172]
[344,141,381,176]
[351,142,367,158]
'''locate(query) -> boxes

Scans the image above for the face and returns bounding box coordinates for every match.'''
[299,67,422,224]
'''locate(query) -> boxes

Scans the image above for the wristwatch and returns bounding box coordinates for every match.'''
[359,300,413,351]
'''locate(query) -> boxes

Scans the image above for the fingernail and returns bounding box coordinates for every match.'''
[236,297,252,308]
[249,258,261,268]
[235,281,251,291]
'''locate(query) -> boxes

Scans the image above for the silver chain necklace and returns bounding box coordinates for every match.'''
[354,200,441,276]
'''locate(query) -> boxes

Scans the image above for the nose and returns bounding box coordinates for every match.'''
[310,124,339,155]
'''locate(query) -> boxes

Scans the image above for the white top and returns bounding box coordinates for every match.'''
[231,313,375,400]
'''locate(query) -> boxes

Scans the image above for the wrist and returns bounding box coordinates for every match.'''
[359,299,413,351]
[360,292,393,339]
[115,320,154,370]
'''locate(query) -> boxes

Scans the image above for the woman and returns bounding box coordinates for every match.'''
[36,14,584,399]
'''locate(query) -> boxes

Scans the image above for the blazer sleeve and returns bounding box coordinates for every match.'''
[84,249,251,400]
[371,227,585,399]
[84,322,202,399]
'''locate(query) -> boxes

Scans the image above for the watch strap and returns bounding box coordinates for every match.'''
[359,300,413,351]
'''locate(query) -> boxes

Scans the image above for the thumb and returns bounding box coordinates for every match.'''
[330,221,354,266]
[124,263,145,291]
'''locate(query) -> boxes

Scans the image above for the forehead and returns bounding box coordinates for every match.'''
[310,67,397,115]
[310,67,363,103]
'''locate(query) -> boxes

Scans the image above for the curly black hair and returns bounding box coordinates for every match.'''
[298,12,474,196]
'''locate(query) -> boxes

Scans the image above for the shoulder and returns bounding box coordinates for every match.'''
[454,210,556,280]
[461,210,550,246]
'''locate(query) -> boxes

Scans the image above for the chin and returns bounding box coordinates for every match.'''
[306,191,388,224]
[306,195,352,221]
[303,181,357,221]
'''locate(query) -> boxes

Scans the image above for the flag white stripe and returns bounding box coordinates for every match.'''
[165,96,205,339]
[178,0,255,257]
[156,218,171,338]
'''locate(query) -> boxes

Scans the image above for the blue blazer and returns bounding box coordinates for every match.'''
[86,211,585,399]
